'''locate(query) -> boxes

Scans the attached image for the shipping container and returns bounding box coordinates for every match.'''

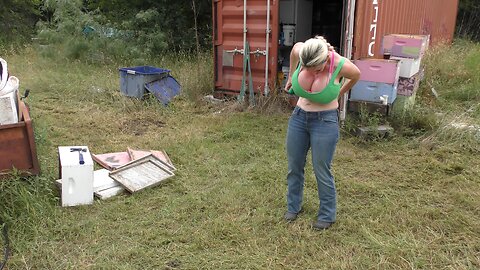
[212,0,459,97]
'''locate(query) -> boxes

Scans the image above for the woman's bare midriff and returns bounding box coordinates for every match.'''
[296,97,338,112]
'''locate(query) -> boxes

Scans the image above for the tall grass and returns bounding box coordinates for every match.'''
[419,39,480,105]
[456,1,480,41]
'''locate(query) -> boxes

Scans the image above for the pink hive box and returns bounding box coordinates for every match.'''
[382,34,430,59]
[354,59,401,84]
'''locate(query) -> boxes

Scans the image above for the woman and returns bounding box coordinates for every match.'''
[283,36,360,230]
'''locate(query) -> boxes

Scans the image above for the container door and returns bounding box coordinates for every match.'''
[341,0,356,59]
[213,0,279,96]
[339,0,356,121]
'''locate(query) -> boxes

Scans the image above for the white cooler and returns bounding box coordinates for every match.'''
[58,146,94,207]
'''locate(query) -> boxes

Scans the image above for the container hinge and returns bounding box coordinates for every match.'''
[250,49,267,57]
[225,47,244,55]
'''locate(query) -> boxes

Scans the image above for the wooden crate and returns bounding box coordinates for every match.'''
[0,101,40,177]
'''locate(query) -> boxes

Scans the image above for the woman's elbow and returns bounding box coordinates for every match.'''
[351,67,361,81]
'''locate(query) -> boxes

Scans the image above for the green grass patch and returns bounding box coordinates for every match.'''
[0,42,479,269]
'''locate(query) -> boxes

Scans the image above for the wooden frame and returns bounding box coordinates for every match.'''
[109,154,174,193]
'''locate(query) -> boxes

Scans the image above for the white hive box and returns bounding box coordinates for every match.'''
[0,89,18,125]
[390,56,421,78]
[58,146,94,207]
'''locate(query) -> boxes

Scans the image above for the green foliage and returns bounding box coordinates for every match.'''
[0,174,57,251]
[456,0,480,40]
[389,107,440,137]
[419,39,480,106]
[33,0,212,63]
[85,0,212,51]
[0,0,42,47]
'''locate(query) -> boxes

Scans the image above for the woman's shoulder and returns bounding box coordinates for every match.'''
[292,42,304,54]
[329,51,344,69]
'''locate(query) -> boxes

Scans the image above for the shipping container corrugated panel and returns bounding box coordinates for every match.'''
[353,0,458,59]
[213,0,278,95]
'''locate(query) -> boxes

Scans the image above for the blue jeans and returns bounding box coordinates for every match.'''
[286,106,339,222]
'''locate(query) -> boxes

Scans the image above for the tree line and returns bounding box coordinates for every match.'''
[0,0,478,52]
[0,0,212,52]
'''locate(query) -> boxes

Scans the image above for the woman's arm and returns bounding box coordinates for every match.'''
[284,42,303,92]
[338,58,361,96]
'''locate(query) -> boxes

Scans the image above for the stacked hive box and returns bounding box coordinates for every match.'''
[349,58,401,115]
[382,34,430,115]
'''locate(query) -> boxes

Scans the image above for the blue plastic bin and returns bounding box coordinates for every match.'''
[119,66,170,98]
[144,75,181,106]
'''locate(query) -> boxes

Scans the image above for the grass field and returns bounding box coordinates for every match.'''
[0,41,479,269]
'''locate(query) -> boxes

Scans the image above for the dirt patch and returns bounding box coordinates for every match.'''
[120,118,165,136]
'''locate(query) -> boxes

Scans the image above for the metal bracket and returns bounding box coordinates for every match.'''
[225,47,244,55]
[250,48,267,57]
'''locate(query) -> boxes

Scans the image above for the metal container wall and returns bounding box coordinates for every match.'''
[353,0,459,59]
[213,0,278,96]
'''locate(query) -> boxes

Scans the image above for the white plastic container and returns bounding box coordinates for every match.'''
[58,146,94,207]
[282,24,296,46]
[390,56,421,78]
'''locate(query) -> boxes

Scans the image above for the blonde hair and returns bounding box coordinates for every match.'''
[299,36,329,67]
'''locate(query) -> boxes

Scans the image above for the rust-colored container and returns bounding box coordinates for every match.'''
[212,0,459,97]
[353,0,459,59]
[0,101,40,177]
[213,0,279,97]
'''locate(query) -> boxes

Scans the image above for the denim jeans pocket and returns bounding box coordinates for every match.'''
[322,114,338,124]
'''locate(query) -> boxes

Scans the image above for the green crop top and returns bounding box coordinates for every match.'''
[288,53,345,104]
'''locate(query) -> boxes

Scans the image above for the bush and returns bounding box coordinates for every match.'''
[34,1,168,64]
[456,0,480,41]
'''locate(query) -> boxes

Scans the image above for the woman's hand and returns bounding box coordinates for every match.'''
[327,42,335,52]
[284,78,292,93]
